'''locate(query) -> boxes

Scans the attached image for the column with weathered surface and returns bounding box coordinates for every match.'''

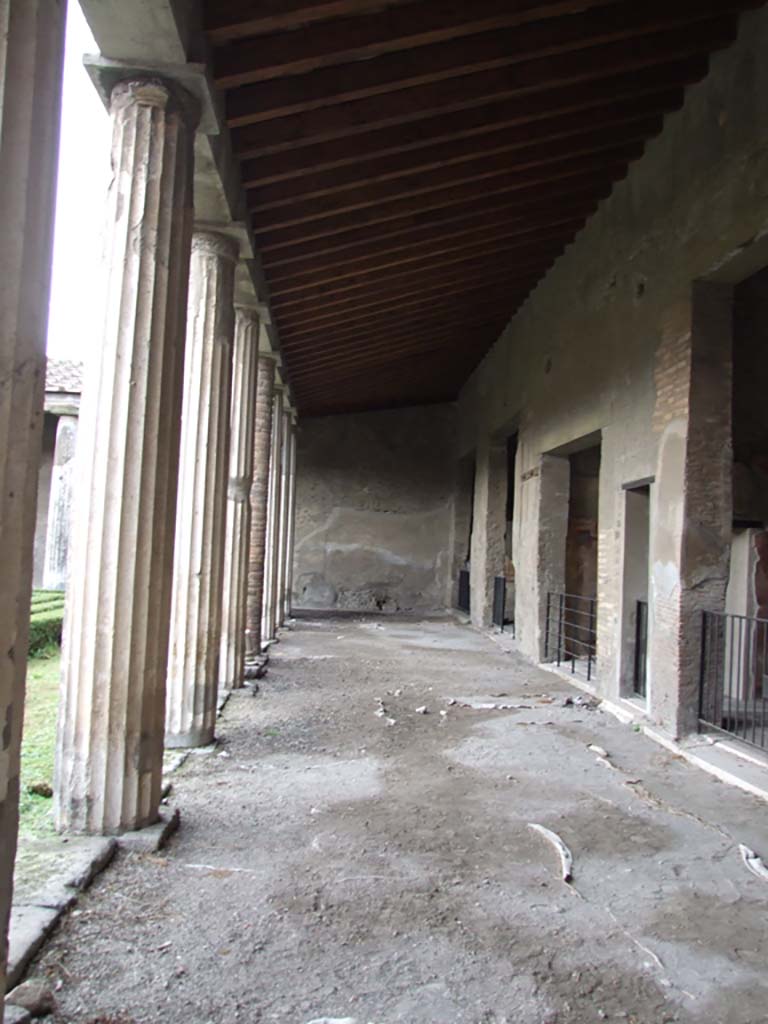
[283,415,298,620]
[166,232,238,748]
[245,355,277,662]
[0,0,67,997]
[55,77,197,834]
[43,415,78,590]
[219,305,260,691]
[275,408,293,628]
[263,388,285,643]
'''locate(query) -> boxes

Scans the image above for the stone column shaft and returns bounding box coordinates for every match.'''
[275,409,292,629]
[43,414,78,590]
[0,0,66,998]
[284,420,298,620]
[166,232,238,747]
[219,306,260,690]
[263,389,284,643]
[55,77,198,835]
[245,355,277,659]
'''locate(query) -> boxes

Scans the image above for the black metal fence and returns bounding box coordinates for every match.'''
[700,610,768,750]
[457,569,470,614]
[634,599,648,698]
[492,576,506,630]
[544,592,597,681]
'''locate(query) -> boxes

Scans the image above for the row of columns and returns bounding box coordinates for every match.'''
[0,14,298,998]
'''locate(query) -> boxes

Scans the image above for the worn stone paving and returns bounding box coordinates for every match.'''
[27,617,768,1024]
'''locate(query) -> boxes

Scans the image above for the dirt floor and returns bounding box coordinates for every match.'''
[29,616,768,1024]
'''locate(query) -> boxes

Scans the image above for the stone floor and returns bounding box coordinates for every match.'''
[26,616,768,1024]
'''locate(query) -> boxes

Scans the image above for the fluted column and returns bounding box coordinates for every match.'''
[263,389,284,643]
[165,232,238,748]
[43,414,78,590]
[284,417,298,620]
[1,0,66,997]
[219,305,260,691]
[55,78,198,834]
[245,355,277,660]
[275,408,293,629]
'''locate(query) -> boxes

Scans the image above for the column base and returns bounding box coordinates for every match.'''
[164,725,215,749]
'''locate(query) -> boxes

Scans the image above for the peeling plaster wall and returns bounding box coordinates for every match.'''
[293,404,456,614]
[455,7,768,737]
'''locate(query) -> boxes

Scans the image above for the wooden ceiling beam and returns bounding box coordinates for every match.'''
[278,281,530,342]
[267,209,591,293]
[212,0,623,87]
[274,256,550,331]
[253,153,637,250]
[287,315,513,378]
[238,62,704,177]
[280,301,518,359]
[249,123,656,230]
[294,345,495,401]
[260,179,609,264]
[230,22,731,156]
[244,95,676,206]
[226,0,739,128]
[206,1,418,45]
[270,236,566,316]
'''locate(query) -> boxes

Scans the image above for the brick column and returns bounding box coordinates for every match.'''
[0,0,66,997]
[56,78,198,832]
[165,231,238,748]
[219,305,260,691]
[245,355,277,661]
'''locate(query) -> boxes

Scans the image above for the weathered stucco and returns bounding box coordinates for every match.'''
[293,405,456,613]
[455,6,768,737]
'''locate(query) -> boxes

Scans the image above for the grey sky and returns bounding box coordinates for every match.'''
[47,2,110,360]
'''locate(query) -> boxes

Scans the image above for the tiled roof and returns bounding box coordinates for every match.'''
[46,358,83,394]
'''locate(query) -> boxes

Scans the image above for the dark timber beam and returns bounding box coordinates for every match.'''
[225,1,741,127]
[212,0,624,86]
[230,23,731,156]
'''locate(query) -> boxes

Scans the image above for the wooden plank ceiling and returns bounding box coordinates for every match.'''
[205,0,760,416]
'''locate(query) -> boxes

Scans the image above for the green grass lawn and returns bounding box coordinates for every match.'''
[19,650,60,839]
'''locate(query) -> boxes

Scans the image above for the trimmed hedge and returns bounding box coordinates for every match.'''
[28,590,65,655]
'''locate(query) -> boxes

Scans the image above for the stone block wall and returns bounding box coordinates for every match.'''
[293,403,457,614]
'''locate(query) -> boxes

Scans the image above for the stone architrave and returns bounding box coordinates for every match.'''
[262,389,284,643]
[43,415,78,590]
[166,231,238,748]
[55,77,198,835]
[245,355,277,661]
[219,305,260,691]
[0,0,67,999]
[283,417,298,620]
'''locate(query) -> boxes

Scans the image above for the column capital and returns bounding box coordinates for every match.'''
[192,230,239,263]
[85,55,216,132]
[234,303,262,326]
[109,76,201,131]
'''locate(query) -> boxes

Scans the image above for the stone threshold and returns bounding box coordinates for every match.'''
[482,622,768,802]
[537,656,768,804]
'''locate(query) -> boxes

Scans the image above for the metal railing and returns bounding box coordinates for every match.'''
[634,599,648,698]
[457,569,470,614]
[545,591,597,681]
[492,576,506,630]
[700,610,768,750]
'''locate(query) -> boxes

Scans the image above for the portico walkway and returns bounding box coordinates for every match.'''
[31,618,768,1023]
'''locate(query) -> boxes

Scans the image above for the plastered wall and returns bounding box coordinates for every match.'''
[455,7,768,736]
[293,403,457,613]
